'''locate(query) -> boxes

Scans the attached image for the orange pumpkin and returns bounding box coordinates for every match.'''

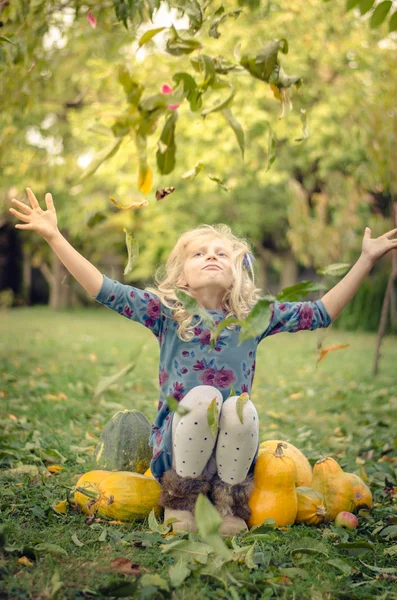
[345,472,372,511]
[295,486,326,525]
[311,457,355,522]
[248,442,298,528]
[259,440,312,486]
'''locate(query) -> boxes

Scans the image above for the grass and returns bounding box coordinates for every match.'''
[0,306,396,600]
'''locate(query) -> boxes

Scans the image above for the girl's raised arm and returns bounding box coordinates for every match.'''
[9,188,103,297]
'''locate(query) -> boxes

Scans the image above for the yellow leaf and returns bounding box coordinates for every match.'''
[270,83,282,100]
[289,392,303,400]
[52,500,67,514]
[47,465,64,474]
[17,556,34,567]
[316,344,350,365]
[109,196,149,210]
[138,165,153,194]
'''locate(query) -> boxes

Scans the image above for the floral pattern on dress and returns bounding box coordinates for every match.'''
[92,277,332,483]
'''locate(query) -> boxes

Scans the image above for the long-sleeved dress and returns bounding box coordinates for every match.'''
[92,275,332,483]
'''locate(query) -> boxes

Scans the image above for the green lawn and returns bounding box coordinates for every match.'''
[1,307,396,600]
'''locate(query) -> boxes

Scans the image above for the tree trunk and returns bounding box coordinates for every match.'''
[22,246,32,304]
[373,201,397,375]
[254,242,274,294]
[280,249,298,290]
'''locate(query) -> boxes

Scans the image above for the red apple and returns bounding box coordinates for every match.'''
[335,511,359,529]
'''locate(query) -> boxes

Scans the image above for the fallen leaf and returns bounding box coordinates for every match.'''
[109,196,149,210]
[17,556,34,567]
[111,558,147,576]
[52,500,67,514]
[47,465,64,474]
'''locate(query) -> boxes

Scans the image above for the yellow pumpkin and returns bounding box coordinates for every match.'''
[295,486,326,525]
[259,440,312,487]
[248,442,298,528]
[345,472,373,511]
[311,457,355,522]
[74,470,110,515]
[74,471,162,521]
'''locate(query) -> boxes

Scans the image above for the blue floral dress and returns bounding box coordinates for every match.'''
[92,275,332,483]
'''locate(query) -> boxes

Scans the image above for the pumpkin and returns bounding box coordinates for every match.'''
[74,470,162,520]
[74,470,110,515]
[94,409,152,473]
[144,467,153,477]
[345,472,373,511]
[295,486,326,525]
[311,457,355,522]
[259,440,312,487]
[248,442,298,528]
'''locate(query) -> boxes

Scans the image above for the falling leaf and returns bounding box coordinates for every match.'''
[295,109,309,142]
[316,344,350,366]
[123,230,139,276]
[208,174,229,191]
[52,500,67,514]
[155,186,175,200]
[138,165,153,194]
[138,27,166,48]
[236,392,249,424]
[87,11,96,28]
[181,161,205,180]
[109,196,149,210]
[47,465,64,474]
[207,397,219,438]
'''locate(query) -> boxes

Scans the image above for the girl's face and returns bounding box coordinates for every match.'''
[180,237,234,292]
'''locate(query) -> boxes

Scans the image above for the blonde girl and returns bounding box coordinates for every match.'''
[9,188,397,535]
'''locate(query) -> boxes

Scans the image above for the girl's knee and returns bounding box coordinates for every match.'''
[178,385,223,411]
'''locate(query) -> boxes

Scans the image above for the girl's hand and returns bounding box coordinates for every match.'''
[9,188,59,241]
[361,226,397,264]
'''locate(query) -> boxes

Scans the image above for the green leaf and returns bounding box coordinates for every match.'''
[86,211,107,228]
[195,494,233,558]
[123,230,139,276]
[117,66,144,105]
[265,121,276,172]
[337,541,376,555]
[174,289,216,331]
[209,9,242,39]
[148,508,175,534]
[236,392,249,424]
[389,10,397,31]
[276,280,327,302]
[0,35,17,46]
[165,25,202,56]
[294,109,309,143]
[34,543,68,557]
[359,0,376,15]
[78,138,123,181]
[346,0,361,11]
[208,174,229,191]
[370,1,392,27]
[222,108,245,159]
[290,538,329,557]
[169,557,191,587]
[138,27,166,47]
[166,395,191,416]
[94,361,137,398]
[210,317,245,350]
[238,298,272,344]
[181,161,205,180]
[140,574,169,592]
[156,111,177,175]
[379,525,397,539]
[229,385,236,397]
[201,85,235,117]
[71,533,84,547]
[207,397,219,438]
[161,538,213,564]
[317,263,351,277]
[360,560,397,574]
[326,557,352,576]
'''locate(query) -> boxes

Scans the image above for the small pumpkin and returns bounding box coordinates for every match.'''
[74,470,162,520]
[259,440,312,487]
[345,472,372,511]
[311,457,355,522]
[94,409,152,473]
[248,442,298,528]
[295,486,326,525]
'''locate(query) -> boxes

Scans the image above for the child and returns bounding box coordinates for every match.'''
[9,188,397,536]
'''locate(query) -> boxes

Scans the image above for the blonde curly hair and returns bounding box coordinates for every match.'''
[146,224,263,342]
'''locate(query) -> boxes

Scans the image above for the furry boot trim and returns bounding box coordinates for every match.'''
[158,468,213,512]
[209,473,255,522]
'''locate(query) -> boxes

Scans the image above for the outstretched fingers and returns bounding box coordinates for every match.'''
[45,192,55,211]
[384,227,397,239]
[10,199,32,214]
[26,187,40,210]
